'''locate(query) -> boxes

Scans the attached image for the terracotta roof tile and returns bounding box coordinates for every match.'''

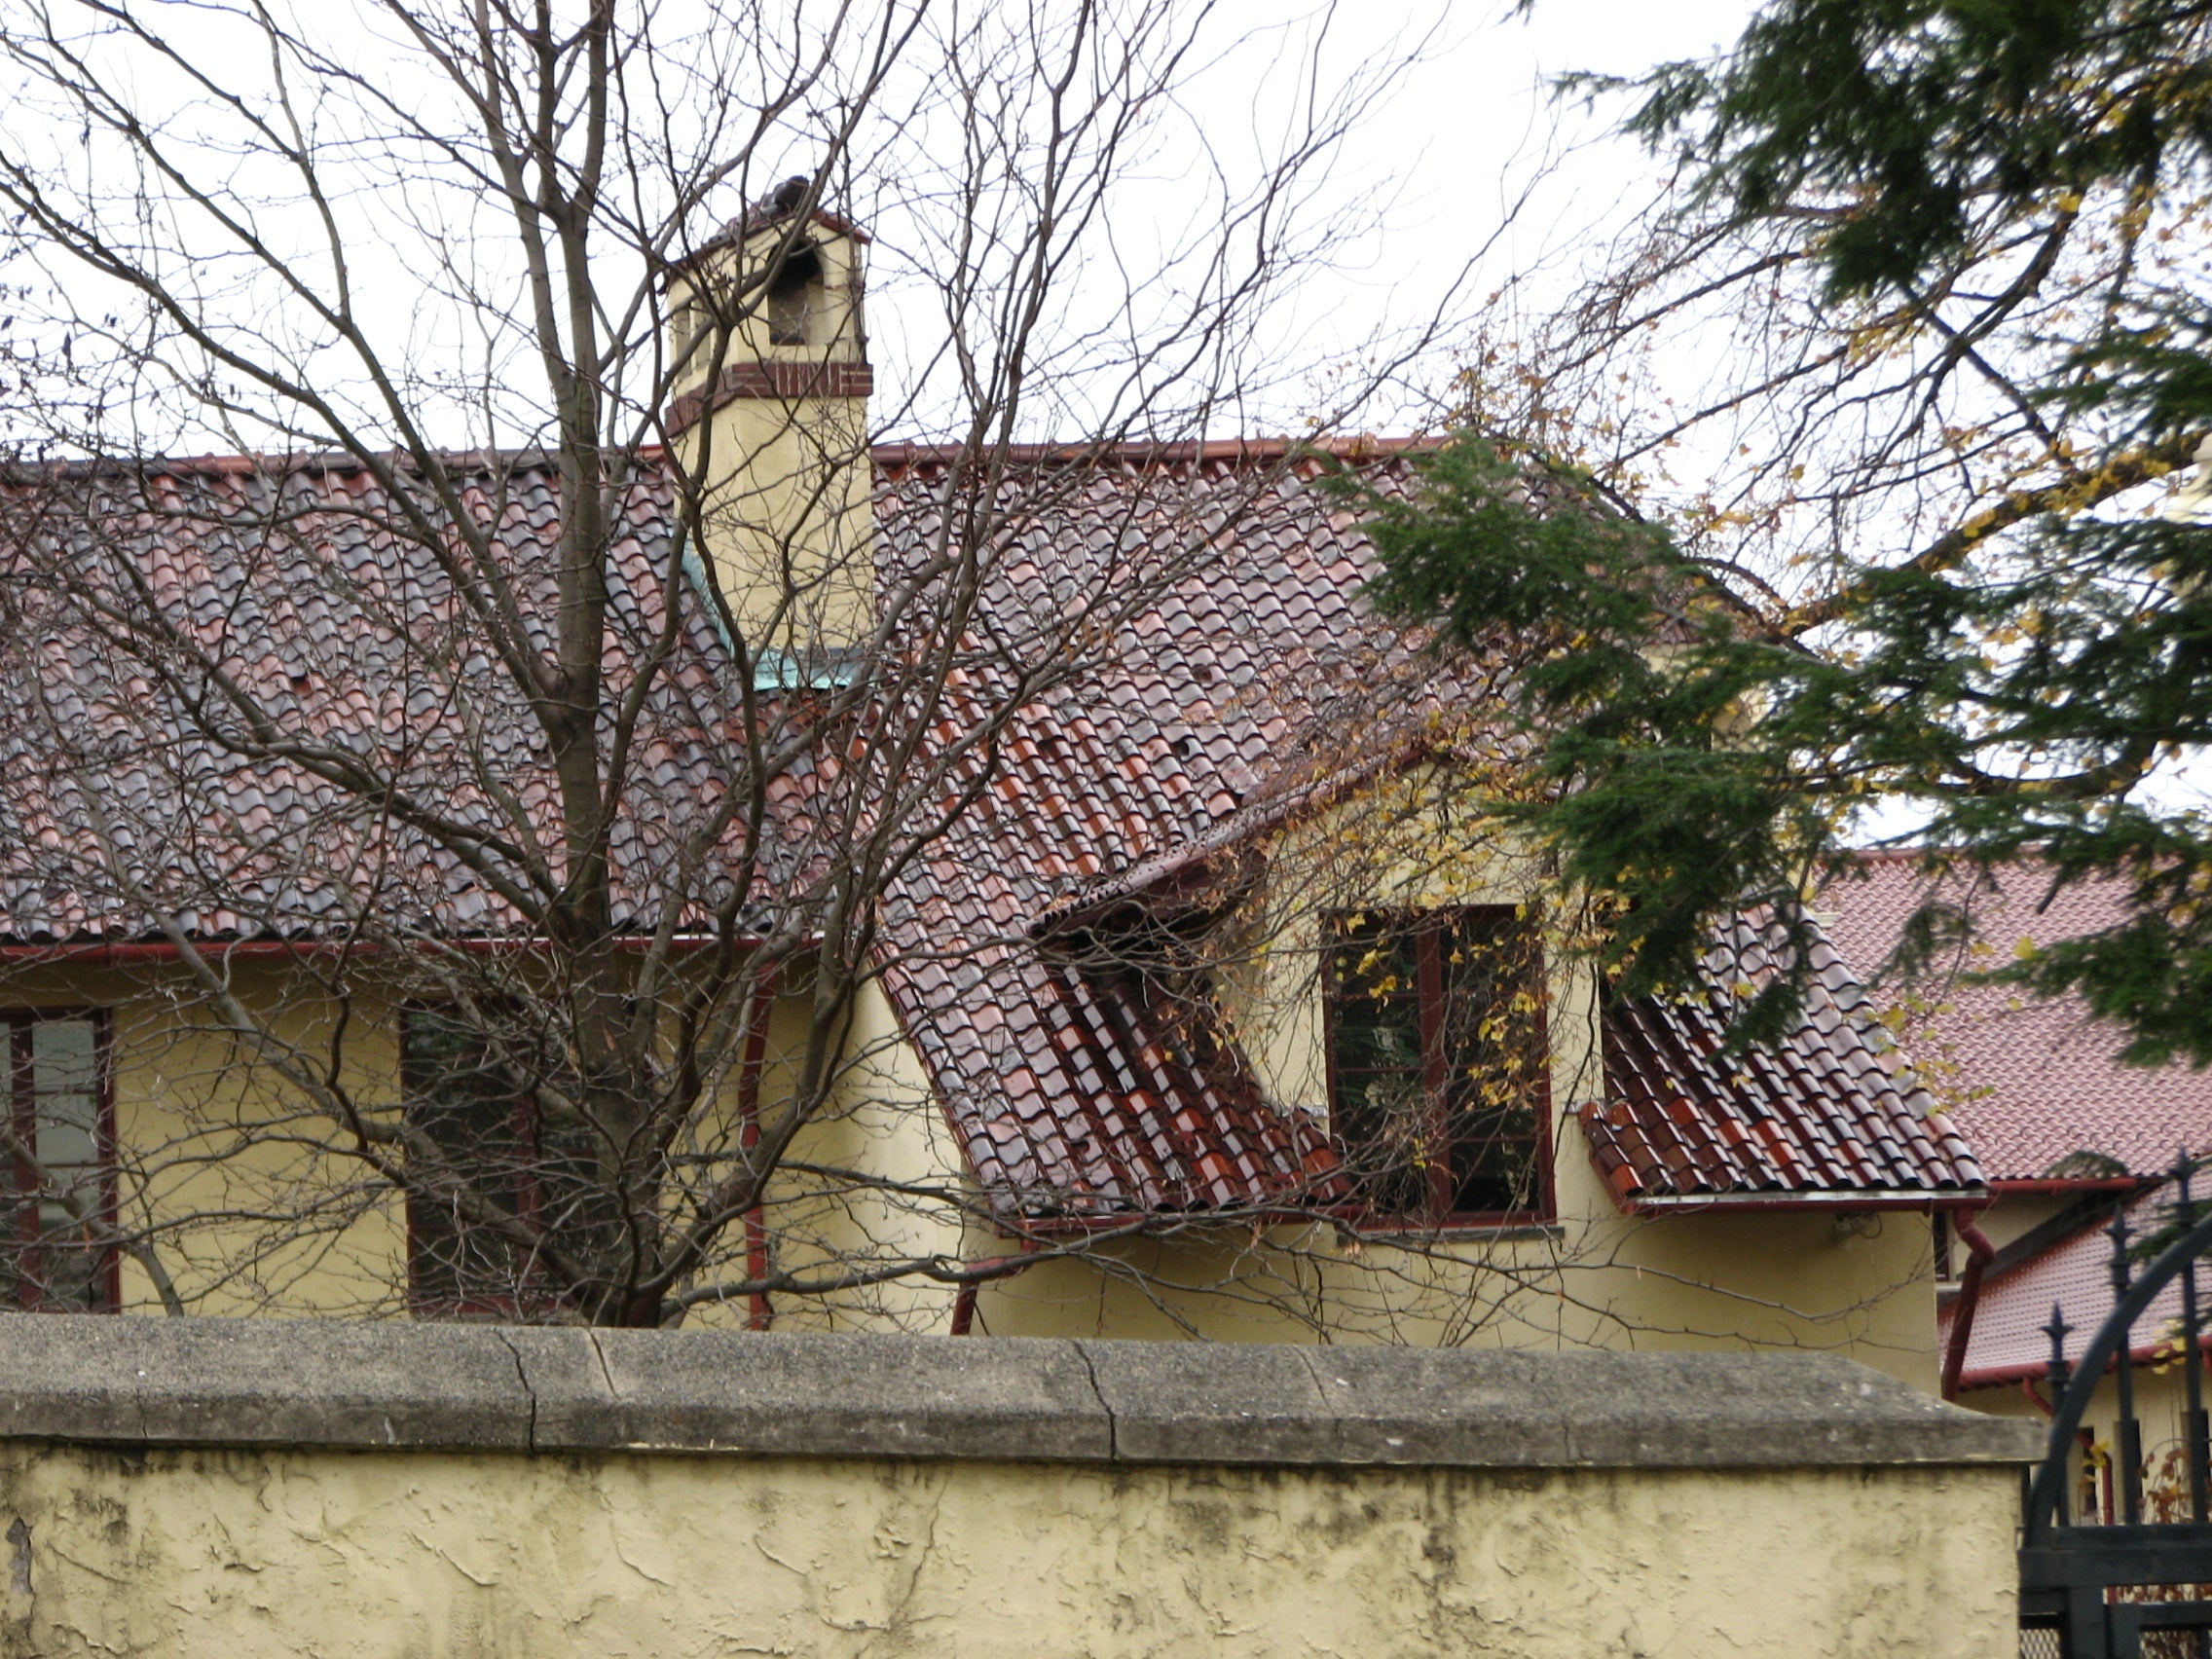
[1585,916,1985,1204]
[0,440,1992,1223]
[1822,856,2212,1180]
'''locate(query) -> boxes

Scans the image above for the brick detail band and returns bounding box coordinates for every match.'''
[668,359,873,434]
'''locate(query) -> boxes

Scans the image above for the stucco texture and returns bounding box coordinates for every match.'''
[0,1440,2018,1658]
[9,835,1952,1380]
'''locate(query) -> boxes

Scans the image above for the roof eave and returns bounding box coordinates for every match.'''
[1956,1327,2212,1391]
[0,931,794,964]
[1624,1188,1991,1216]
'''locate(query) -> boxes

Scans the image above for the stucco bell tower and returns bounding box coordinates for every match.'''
[667,177,873,682]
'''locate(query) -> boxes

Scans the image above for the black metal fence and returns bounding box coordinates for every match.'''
[2019,1154,2212,1657]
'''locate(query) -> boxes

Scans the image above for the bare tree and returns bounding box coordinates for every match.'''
[0,2,1951,1362]
[1456,121,2198,615]
[0,0,1555,1330]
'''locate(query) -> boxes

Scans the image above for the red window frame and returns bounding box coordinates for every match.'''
[1323,907,1556,1230]
[3,1010,119,1311]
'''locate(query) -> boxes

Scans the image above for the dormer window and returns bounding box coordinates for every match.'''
[1326,906,1553,1227]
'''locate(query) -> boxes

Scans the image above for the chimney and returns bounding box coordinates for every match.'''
[667,177,873,684]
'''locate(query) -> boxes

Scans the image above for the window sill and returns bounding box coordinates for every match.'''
[1341,1217,1565,1245]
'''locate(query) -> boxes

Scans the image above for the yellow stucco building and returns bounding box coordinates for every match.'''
[0,191,1990,1388]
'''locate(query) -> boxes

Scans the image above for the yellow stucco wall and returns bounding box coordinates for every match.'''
[671,219,874,654]
[955,770,1945,1387]
[0,1438,2022,1658]
[0,754,1949,1387]
[0,958,413,1318]
[0,957,837,1325]
[758,973,965,1334]
[0,939,1944,1387]
[962,1202,1939,1388]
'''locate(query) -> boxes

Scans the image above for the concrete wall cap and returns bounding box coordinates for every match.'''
[0,1314,2043,1468]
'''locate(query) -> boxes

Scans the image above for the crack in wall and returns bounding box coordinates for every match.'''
[582,1330,619,1403]
[1069,1342,1118,1461]
[493,1332,537,1453]
[854,1480,946,1659]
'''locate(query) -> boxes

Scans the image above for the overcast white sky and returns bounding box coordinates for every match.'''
[858,0,1767,439]
[1263,0,1761,344]
[1130,0,1765,437]
[0,0,1767,454]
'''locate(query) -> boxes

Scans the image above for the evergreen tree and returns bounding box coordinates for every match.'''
[1358,0,2212,1059]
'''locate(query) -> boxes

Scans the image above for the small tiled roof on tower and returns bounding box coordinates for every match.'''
[676,174,873,272]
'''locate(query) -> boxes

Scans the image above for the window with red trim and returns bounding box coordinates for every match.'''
[3,1012,117,1310]
[1326,907,1552,1226]
[402,1008,556,1316]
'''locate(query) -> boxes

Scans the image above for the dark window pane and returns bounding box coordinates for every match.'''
[1327,909,1550,1225]
[1328,920,1430,1217]
[403,1011,536,1311]
[16,1018,113,1310]
[1439,910,1547,1216]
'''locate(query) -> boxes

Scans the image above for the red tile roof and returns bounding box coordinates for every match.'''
[864,443,1436,1217]
[1941,1181,2202,1387]
[0,455,762,942]
[1586,917,1985,1207]
[866,447,1990,1218]
[0,440,1993,1221]
[1820,855,2212,1180]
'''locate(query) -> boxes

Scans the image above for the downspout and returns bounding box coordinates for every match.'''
[1940,1211,1998,1402]
[737,964,780,1333]
[948,1247,1040,1336]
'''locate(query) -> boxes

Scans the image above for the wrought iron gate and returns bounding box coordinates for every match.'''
[2019,1156,2212,1657]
